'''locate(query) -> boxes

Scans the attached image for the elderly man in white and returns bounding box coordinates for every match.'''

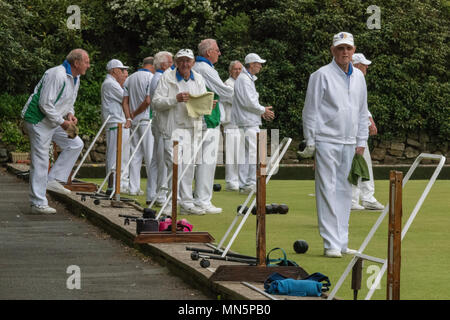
[231,53,274,194]
[351,53,384,211]
[22,49,89,214]
[223,60,243,191]
[101,59,130,194]
[122,57,154,197]
[301,32,369,258]
[192,39,234,214]
[152,49,209,215]
[147,51,173,206]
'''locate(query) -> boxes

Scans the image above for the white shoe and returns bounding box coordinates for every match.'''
[351,202,365,210]
[129,190,144,196]
[31,205,56,214]
[198,204,222,214]
[239,186,255,195]
[47,180,71,195]
[225,183,239,191]
[362,200,384,210]
[342,248,358,255]
[324,249,342,258]
[180,205,205,215]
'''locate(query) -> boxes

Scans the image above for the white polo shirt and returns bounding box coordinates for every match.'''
[123,69,153,125]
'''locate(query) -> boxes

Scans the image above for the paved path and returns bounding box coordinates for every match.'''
[0,169,209,300]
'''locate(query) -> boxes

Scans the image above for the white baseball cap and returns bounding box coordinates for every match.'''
[245,53,266,64]
[175,49,195,60]
[106,59,129,71]
[352,53,372,65]
[332,32,354,47]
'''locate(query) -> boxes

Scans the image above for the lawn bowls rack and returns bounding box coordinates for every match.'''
[203,132,308,282]
[328,153,446,300]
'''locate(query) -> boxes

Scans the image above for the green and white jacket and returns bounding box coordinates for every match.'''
[21,60,80,128]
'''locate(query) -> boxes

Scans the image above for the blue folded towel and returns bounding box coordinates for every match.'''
[265,278,323,297]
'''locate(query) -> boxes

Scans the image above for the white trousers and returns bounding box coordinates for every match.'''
[315,141,354,251]
[223,126,240,190]
[147,125,167,202]
[352,146,376,203]
[194,127,220,207]
[105,126,130,190]
[238,126,259,189]
[129,121,154,194]
[163,129,195,207]
[26,121,83,206]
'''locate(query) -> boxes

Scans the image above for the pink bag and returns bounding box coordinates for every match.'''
[158,218,193,232]
[159,218,172,232]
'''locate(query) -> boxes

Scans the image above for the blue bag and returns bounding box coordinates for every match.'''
[264,272,331,297]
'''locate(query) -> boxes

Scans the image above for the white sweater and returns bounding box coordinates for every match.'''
[302,59,369,147]
[152,68,207,140]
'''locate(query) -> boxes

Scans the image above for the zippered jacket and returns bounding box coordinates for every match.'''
[231,69,265,128]
[101,74,125,128]
[302,59,369,147]
[22,62,80,128]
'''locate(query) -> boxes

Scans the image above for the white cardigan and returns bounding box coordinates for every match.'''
[302,59,369,147]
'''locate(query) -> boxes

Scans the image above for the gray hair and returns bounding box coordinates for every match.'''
[228,60,242,72]
[66,49,88,64]
[153,51,173,70]
[198,39,217,57]
[142,56,154,66]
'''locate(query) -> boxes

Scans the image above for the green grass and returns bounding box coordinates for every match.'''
[85,177,450,300]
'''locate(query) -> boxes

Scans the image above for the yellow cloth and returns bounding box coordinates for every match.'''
[185,92,214,118]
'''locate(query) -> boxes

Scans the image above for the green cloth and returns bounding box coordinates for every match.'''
[348,153,370,186]
[203,88,220,128]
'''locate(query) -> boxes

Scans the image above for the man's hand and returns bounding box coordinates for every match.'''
[124,118,132,129]
[369,117,377,136]
[355,147,365,155]
[61,120,72,130]
[262,106,274,121]
[67,113,78,125]
[297,145,315,158]
[176,92,190,102]
[212,100,218,109]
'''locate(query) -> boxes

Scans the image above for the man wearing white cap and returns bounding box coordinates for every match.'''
[351,53,384,211]
[192,39,234,214]
[223,60,243,191]
[301,32,369,258]
[101,59,130,194]
[231,53,275,194]
[21,49,89,214]
[152,49,209,215]
[122,57,154,197]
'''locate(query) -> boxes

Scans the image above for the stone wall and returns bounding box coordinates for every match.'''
[2,131,448,166]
